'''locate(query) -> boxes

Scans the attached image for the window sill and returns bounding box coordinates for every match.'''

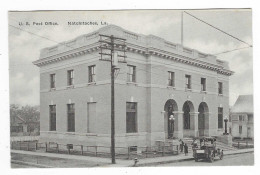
[66,85,74,89]
[65,132,76,135]
[200,91,207,94]
[87,82,96,86]
[218,93,223,96]
[85,133,98,136]
[126,82,137,86]
[126,132,138,136]
[185,88,192,92]
[167,86,176,89]
[50,88,56,91]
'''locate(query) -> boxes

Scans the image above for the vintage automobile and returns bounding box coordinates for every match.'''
[193,137,223,162]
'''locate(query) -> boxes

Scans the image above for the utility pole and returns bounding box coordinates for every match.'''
[99,34,127,164]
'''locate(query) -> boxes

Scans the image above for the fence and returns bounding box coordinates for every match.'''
[10,136,40,142]
[232,141,254,149]
[11,141,179,160]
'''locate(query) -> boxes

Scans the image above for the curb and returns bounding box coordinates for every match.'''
[11,160,54,168]
[134,150,254,167]
[11,148,254,167]
[134,157,194,167]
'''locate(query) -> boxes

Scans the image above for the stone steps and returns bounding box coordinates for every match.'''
[164,137,238,153]
[182,138,238,151]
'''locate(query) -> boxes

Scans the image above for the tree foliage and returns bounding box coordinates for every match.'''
[10,104,40,134]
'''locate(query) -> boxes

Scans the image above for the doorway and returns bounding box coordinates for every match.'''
[198,102,209,136]
[164,99,178,139]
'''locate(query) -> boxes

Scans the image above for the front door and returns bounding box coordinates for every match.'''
[168,105,174,138]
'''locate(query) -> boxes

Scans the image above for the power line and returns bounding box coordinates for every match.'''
[213,46,252,56]
[9,24,99,59]
[183,11,253,47]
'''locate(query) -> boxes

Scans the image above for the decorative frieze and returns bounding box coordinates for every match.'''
[34,29,233,76]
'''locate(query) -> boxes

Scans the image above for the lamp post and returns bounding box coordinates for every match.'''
[223,116,229,135]
[169,114,175,138]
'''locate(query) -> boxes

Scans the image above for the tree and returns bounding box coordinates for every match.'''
[10,104,40,135]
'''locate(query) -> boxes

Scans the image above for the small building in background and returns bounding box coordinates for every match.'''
[230,95,253,139]
[10,115,27,136]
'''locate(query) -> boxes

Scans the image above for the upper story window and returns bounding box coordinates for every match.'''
[127,65,136,82]
[88,65,96,83]
[185,75,191,89]
[248,114,253,123]
[67,70,74,86]
[50,74,56,88]
[218,82,223,95]
[239,115,245,121]
[201,78,206,91]
[168,71,175,87]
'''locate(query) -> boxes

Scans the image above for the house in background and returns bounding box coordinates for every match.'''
[10,115,40,136]
[10,115,27,136]
[230,95,254,139]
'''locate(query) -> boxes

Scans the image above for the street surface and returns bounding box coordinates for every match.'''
[11,153,109,168]
[11,152,254,168]
[152,152,254,166]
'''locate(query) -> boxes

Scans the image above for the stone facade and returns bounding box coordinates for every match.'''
[33,25,233,148]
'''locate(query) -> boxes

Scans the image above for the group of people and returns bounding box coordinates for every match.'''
[179,138,198,156]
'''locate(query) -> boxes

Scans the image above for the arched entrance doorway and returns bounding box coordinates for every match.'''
[164,99,178,139]
[182,101,194,130]
[198,102,209,136]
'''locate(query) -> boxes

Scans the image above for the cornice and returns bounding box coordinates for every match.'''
[33,41,234,76]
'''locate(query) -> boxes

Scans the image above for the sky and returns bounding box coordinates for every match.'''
[8,9,253,106]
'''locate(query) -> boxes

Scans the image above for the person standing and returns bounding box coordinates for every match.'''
[191,138,198,149]
[179,139,184,153]
[184,143,188,156]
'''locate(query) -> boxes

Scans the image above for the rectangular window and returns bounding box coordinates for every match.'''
[168,71,175,86]
[248,115,253,123]
[218,82,223,95]
[127,65,136,82]
[218,107,223,129]
[185,75,191,89]
[88,65,96,83]
[87,102,96,133]
[11,126,23,133]
[239,115,243,121]
[201,78,206,91]
[239,125,242,134]
[49,105,56,131]
[67,70,74,86]
[126,102,137,133]
[50,74,55,88]
[67,104,75,132]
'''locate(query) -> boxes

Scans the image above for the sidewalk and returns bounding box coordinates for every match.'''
[11,148,254,167]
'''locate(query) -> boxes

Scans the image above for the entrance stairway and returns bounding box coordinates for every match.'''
[181,137,238,152]
[164,137,237,155]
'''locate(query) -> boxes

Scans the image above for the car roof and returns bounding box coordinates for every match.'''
[199,137,216,141]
